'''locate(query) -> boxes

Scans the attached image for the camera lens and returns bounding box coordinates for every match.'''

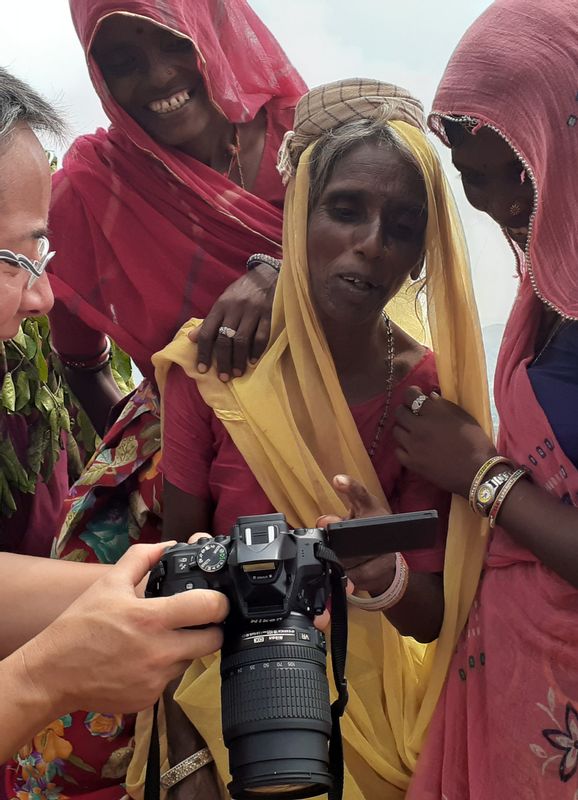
[220,613,332,799]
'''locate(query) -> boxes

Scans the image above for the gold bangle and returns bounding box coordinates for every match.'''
[468,455,514,513]
[160,748,214,789]
[488,467,530,529]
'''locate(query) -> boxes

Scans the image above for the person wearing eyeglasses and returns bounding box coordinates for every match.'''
[0,66,228,765]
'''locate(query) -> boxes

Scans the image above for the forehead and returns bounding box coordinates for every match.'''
[0,126,50,242]
[451,126,518,169]
[92,13,169,49]
[325,140,426,203]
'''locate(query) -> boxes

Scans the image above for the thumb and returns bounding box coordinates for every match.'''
[188,327,200,343]
[108,541,176,589]
[315,514,343,528]
[332,474,391,518]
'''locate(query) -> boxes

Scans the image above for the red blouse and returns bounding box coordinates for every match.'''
[162,351,449,572]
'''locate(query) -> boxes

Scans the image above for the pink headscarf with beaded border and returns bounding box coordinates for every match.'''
[429,0,578,561]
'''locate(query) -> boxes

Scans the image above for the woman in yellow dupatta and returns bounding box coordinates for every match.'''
[131,79,492,799]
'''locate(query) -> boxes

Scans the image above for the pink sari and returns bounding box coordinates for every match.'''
[408,1,578,797]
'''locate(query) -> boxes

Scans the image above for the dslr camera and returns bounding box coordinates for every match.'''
[146,512,347,800]
[146,508,437,799]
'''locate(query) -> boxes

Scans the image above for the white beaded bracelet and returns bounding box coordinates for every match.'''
[347,553,409,612]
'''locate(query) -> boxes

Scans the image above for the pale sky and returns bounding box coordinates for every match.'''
[2,0,517,335]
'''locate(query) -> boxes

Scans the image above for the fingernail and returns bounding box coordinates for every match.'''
[219,373,230,382]
[197,363,208,374]
[233,369,242,377]
[249,358,258,365]
[334,474,349,487]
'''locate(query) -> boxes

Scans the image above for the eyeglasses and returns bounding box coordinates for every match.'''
[0,236,55,288]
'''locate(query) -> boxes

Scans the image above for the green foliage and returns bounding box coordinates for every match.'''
[0,317,134,519]
[0,317,72,517]
[110,341,135,395]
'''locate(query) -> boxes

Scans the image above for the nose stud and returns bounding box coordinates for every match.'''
[509,200,522,217]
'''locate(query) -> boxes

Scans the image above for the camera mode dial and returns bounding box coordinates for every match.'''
[197,540,228,573]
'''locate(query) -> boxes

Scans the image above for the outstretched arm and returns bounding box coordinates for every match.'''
[0,542,227,761]
[394,387,578,588]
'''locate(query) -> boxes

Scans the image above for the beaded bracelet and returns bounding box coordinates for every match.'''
[468,455,514,514]
[347,553,409,612]
[246,253,281,273]
[160,748,214,789]
[57,337,112,372]
[488,467,530,529]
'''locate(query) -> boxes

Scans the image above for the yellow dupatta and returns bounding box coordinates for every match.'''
[130,118,492,799]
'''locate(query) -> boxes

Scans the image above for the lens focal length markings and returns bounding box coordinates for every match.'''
[221,616,332,799]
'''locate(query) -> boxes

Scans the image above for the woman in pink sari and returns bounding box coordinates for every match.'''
[395,1,578,797]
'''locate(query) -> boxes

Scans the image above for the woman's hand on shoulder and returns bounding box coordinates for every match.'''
[190,263,279,381]
[393,386,496,497]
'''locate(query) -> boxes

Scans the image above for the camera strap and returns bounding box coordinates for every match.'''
[315,543,349,800]
[144,700,161,800]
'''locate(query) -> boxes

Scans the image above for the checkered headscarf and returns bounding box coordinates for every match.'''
[277,78,426,183]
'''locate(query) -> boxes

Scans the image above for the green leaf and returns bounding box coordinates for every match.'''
[35,384,54,414]
[11,326,27,350]
[0,472,17,514]
[1,373,16,412]
[24,334,37,360]
[34,346,49,383]
[58,406,71,433]
[26,422,45,476]
[15,369,31,411]
[0,438,30,492]
[48,407,60,436]
[65,435,83,480]
[111,342,133,383]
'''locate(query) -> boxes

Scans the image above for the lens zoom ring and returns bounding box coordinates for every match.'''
[222,644,325,673]
[222,666,330,729]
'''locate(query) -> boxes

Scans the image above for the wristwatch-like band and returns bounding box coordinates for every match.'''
[475,470,513,516]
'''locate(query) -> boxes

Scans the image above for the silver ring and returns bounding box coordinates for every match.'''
[218,325,237,339]
[410,394,428,415]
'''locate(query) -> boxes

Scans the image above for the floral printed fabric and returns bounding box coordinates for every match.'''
[407,562,578,800]
[7,714,132,800]
[2,381,163,800]
[54,380,162,561]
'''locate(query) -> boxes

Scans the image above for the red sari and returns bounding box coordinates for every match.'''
[2,2,305,800]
